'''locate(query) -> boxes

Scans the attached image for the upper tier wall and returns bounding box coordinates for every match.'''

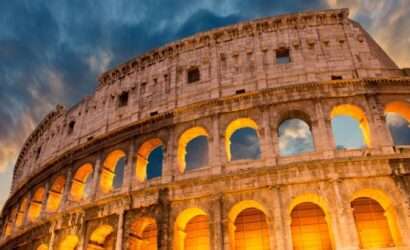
[11,8,403,192]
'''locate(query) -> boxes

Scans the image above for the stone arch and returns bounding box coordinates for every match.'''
[28,186,45,222]
[128,217,157,250]
[177,127,209,173]
[289,193,335,250]
[15,196,29,227]
[384,101,410,145]
[350,188,402,247]
[277,110,315,156]
[71,163,93,201]
[227,200,270,250]
[135,138,164,182]
[88,224,115,250]
[100,149,127,193]
[225,118,261,161]
[59,235,79,250]
[174,207,210,250]
[47,175,65,212]
[330,104,371,147]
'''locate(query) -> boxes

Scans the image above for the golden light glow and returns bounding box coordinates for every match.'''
[225,118,259,161]
[234,208,270,250]
[37,244,48,250]
[15,196,29,227]
[352,197,394,248]
[351,189,402,246]
[129,217,157,250]
[100,149,126,193]
[59,235,79,250]
[330,104,371,146]
[90,224,114,244]
[70,163,93,201]
[291,202,333,250]
[46,176,65,212]
[135,138,162,182]
[28,187,45,222]
[228,200,269,250]
[177,127,208,173]
[174,207,209,250]
[385,101,410,121]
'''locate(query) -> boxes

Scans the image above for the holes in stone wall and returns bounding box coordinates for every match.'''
[276,48,290,64]
[187,67,200,83]
[118,91,129,107]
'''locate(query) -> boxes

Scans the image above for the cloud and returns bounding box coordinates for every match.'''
[278,119,314,156]
[325,0,410,68]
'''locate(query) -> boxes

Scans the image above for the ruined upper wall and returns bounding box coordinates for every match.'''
[11,8,404,192]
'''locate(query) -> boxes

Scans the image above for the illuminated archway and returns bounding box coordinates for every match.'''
[228,200,270,250]
[278,118,314,156]
[129,217,157,250]
[100,150,127,193]
[88,224,115,250]
[331,104,371,148]
[28,187,45,222]
[59,235,79,250]
[289,194,334,250]
[351,189,402,247]
[135,138,163,182]
[174,208,210,250]
[177,127,209,173]
[71,163,93,201]
[225,118,261,161]
[385,101,410,145]
[47,176,65,212]
[15,196,29,227]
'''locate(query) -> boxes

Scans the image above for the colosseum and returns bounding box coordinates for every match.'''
[1,7,410,250]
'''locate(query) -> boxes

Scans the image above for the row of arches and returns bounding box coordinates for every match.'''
[5,101,410,231]
[50,189,400,250]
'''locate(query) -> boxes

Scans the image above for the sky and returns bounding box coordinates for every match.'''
[0,0,409,209]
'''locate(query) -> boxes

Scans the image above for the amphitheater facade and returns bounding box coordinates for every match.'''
[2,8,410,250]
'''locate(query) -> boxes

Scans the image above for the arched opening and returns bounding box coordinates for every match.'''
[351,197,394,248]
[135,138,164,182]
[28,187,45,222]
[71,163,93,201]
[177,127,209,173]
[351,189,402,247]
[128,217,157,250]
[278,118,314,156]
[100,150,127,193]
[225,118,261,161]
[47,176,65,212]
[59,235,79,250]
[291,202,333,250]
[331,104,370,149]
[37,244,48,250]
[88,224,115,250]
[385,101,410,145]
[174,208,210,250]
[15,196,29,227]
[228,200,270,250]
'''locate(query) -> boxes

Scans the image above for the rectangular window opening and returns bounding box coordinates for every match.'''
[187,67,200,83]
[118,91,129,107]
[236,89,246,95]
[276,48,290,64]
[150,111,159,116]
[331,75,343,80]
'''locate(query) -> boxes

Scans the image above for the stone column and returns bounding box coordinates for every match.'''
[60,166,73,211]
[48,220,57,250]
[313,101,335,155]
[366,95,394,149]
[125,140,136,192]
[261,107,276,165]
[210,115,222,174]
[22,190,33,226]
[210,195,224,250]
[164,127,176,180]
[91,152,103,200]
[272,186,287,250]
[115,209,125,250]
[40,181,50,218]
[330,179,359,250]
